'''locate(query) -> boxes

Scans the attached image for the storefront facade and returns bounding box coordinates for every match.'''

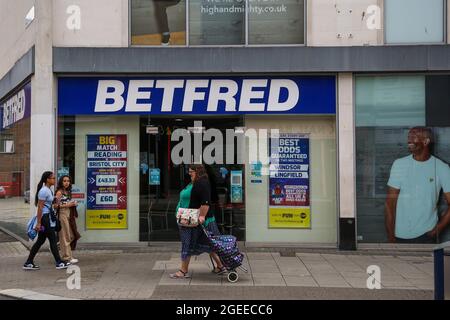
[56,76,338,245]
[2,0,450,250]
[0,80,32,234]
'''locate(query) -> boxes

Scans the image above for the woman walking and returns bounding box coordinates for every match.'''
[170,164,226,279]
[23,171,71,270]
[55,175,79,265]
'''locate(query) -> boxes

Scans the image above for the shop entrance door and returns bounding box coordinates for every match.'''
[139,116,246,242]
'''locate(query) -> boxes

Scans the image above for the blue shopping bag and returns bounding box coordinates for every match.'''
[27,215,38,240]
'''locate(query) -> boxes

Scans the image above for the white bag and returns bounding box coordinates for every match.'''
[176,208,200,227]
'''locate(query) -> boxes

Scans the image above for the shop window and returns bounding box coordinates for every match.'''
[131,0,187,46]
[130,0,306,46]
[248,0,305,45]
[0,135,14,153]
[189,0,245,45]
[385,0,445,44]
[356,75,450,244]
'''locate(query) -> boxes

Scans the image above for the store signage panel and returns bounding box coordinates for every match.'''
[86,134,128,229]
[269,133,310,229]
[1,82,31,130]
[58,77,336,115]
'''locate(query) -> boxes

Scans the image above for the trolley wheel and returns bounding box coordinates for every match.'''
[227,271,239,283]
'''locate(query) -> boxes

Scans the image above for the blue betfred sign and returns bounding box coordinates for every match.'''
[58,77,336,115]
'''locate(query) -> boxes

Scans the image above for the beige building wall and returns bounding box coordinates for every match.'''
[307,0,383,46]
[0,0,36,79]
[74,116,140,242]
[337,73,355,219]
[52,0,129,47]
[244,116,337,245]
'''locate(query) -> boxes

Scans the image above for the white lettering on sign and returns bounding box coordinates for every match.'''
[207,79,238,112]
[87,151,127,158]
[94,80,125,112]
[182,79,209,112]
[93,79,300,113]
[126,80,154,112]
[267,79,300,112]
[239,79,267,112]
[96,193,118,205]
[87,161,127,168]
[2,89,26,128]
[270,171,309,179]
[156,80,185,112]
[96,175,118,186]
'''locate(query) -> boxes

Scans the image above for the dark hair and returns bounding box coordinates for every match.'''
[188,164,208,182]
[56,175,72,199]
[35,171,54,206]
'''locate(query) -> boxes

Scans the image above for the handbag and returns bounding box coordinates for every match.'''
[176,208,200,227]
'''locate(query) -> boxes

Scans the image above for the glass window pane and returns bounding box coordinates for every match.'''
[131,0,186,46]
[355,76,426,127]
[189,0,245,45]
[249,0,305,45]
[385,0,444,44]
[355,75,450,244]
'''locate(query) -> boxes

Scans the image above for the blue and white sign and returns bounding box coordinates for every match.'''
[1,82,31,131]
[58,77,336,115]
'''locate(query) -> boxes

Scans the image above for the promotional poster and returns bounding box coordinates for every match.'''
[86,135,128,229]
[269,133,310,228]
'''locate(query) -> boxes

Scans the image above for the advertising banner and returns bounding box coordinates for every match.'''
[86,135,127,229]
[269,133,310,228]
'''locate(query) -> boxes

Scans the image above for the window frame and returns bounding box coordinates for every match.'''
[128,0,307,47]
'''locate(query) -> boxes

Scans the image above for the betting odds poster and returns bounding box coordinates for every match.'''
[269,133,310,228]
[86,135,128,229]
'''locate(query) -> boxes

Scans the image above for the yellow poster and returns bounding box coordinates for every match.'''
[269,207,310,228]
[86,210,128,229]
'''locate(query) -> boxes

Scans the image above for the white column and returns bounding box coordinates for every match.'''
[338,73,356,220]
[30,0,54,215]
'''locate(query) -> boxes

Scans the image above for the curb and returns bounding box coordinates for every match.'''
[0,225,31,250]
[0,289,79,300]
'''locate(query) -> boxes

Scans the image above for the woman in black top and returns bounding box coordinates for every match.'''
[170,164,225,279]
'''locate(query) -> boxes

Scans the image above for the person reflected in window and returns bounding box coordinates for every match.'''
[153,0,181,46]
[385,127,450,243]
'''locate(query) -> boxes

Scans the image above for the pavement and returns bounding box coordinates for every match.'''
[0,197,30,242]
[0,229,436,300]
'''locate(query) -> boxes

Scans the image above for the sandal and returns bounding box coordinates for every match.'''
[170,269,191,279]
[212,266,227,275]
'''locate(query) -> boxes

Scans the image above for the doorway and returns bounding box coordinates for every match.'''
[139,116,246,241]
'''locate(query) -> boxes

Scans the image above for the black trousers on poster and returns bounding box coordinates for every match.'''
[154,0,181,34]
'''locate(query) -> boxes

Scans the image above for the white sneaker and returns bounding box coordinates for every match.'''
[70,258,79,264]
[56,261,71,270]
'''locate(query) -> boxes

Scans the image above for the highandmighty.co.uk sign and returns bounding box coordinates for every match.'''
[58,77,336,115]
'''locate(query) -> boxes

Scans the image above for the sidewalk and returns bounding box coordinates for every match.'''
[0,230,434,300]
